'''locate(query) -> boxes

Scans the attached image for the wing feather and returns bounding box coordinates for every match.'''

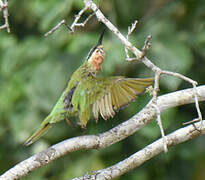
[107,92,115,118]
[110,86,120,109]
[71,76,153,125]
[92,100,99,122]
[92,77,154,120]
[103,95,109,120]
[99,97,106,120]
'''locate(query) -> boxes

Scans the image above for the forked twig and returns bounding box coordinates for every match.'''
[45,6,95,37]
[44,19,72,37]
[71,11,95,29]
[152,71,168,153]
[125,20,138,61]
[139,35,152,59]
[0,0,10,33]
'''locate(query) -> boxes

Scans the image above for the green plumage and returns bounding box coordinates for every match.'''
[24,32,154,146]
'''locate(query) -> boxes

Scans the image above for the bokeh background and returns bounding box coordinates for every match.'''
[0,0,205,179]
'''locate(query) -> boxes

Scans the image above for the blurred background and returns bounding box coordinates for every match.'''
[0,0,205,179]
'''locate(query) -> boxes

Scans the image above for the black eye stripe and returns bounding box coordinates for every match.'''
[98,48,104,54]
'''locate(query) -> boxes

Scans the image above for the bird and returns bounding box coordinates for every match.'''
[24,30,154,146]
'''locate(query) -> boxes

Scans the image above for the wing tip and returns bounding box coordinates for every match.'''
[24,139,33,146]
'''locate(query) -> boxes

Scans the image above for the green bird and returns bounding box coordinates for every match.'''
[24,30,154,146]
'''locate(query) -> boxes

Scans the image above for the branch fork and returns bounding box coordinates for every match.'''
[0,0,10,33]
[45,6,95,37]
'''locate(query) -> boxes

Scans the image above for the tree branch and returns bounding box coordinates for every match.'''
[124,20,138,61]
[0,0,10,33]
[1,85,205,180]
[72,120,205,180]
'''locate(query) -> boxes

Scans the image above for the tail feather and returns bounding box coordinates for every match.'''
[24,123,51,146]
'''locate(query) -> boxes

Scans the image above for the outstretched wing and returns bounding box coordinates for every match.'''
[71,76,154,127]
[92,77,154,121]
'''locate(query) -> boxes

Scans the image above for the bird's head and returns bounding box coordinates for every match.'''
[87,30,105,72]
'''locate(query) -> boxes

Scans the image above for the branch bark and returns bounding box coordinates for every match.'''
[1,85,205,180]
[72,120,205,180]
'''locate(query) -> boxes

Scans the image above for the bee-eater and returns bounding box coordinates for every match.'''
[24,30,154,146]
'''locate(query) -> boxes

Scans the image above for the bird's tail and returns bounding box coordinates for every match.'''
[24,122,52,146]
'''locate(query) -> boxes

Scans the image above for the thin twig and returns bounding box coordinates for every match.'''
[183,84,203,126]
[70,6,89,31]
[44,19,72,37]
[45,6,95,37]
[138,36,168,152]
[125,20,138,61]
[161,70,202,126]
[152,72,168,153]
[154,103,168,153]
[74,12,95,27]
[193,84,202,122]
[0,0,10,33]
[161,70,197,85]
[139,35,152,59]
[183,118,200,125]
[128,20,138,36]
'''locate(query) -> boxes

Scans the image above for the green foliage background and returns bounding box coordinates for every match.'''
[0,0,205,179]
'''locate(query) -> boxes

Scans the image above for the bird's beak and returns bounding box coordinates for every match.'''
[97,29,105,46]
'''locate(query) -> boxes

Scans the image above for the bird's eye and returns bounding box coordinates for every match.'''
[97,48,103,54]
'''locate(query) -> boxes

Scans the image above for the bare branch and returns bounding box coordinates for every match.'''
[138,35,152,59]
[70,6,89,31]
[45,6,95,36]
[152,72,168,153]
[44,19,72,37]
[193,84,203,121]
[1,85,205,180]
[128,20,138,36]
[183,84,203,126]
[73,12,95,28]
[161,70,197,85]
[125,20,138,61]
[161,70,202,126]
[73,120,205,180]
[0,0,10,33]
